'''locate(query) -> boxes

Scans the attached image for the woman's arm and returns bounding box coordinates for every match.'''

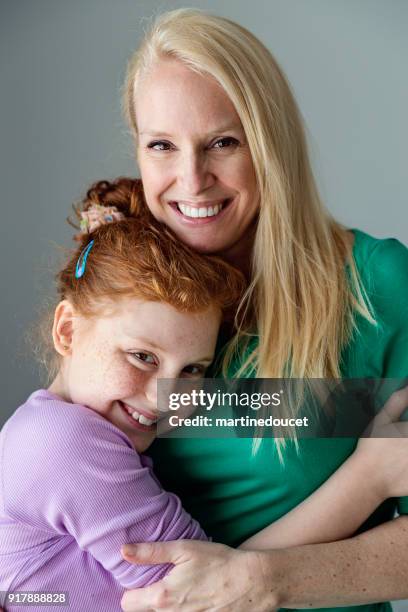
[120,387,408,611]
[241,385,408,550]
[239,450,382,550]
[262,515,408,608]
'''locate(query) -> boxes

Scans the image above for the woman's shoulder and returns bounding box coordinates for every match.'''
[351,228,408,296]
[344,229,408,378]
[352,228,407,268]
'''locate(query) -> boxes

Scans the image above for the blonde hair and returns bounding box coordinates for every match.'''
[124,9,374,451]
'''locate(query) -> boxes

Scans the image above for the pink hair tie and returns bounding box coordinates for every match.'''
[79,203,126,234]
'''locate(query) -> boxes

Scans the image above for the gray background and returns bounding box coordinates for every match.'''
[0,2,407,607]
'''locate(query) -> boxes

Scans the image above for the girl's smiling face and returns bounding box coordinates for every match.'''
[50,298,220,452]
[135,59,259,258]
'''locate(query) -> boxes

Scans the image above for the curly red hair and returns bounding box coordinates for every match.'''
[60,177,245,319]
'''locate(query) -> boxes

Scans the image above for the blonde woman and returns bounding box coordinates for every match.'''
[118,9,408,612]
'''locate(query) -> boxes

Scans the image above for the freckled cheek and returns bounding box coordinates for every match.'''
[105,365,148,400]
[70,352,143,405]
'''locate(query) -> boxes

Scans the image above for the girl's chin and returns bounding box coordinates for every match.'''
[128,433,155,453]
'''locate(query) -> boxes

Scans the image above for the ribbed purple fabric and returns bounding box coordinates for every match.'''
[0,390,207,611]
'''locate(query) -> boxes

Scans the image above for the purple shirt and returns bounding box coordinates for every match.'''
[0,390,207,611]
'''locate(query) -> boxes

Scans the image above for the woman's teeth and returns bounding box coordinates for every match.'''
[177,202,223,218]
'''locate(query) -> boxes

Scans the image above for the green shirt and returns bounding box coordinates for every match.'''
[150,229,408,612]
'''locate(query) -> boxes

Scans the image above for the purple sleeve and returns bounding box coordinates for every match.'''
[3,397,207,588]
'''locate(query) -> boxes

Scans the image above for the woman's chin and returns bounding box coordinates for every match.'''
[172,229,230,255]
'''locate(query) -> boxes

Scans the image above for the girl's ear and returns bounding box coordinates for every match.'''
[52,300,76,356]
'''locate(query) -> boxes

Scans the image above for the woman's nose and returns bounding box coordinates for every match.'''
[178,151,215,195]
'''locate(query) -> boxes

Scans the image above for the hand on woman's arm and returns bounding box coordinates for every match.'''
[121,540,278,611]
[121,517,408,611]
[120,386,408,611]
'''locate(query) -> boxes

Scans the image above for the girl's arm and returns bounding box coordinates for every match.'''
[4,397,207,591]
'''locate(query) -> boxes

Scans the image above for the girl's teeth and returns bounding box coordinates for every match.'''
[139,414,155,426]
[177,202,223,218]
[131,410,155,426]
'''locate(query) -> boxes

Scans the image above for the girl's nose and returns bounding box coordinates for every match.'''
[146,373,185,415]
[143,375,158,409]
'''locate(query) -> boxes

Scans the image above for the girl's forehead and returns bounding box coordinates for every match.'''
[111,299,219,340]
[108,301,219,363]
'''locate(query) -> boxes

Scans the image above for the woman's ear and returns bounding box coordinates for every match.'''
[52,300,76,356]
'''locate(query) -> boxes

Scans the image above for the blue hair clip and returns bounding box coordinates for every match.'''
[75,240,95,279]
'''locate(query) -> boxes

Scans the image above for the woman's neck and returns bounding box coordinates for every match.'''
[217,220,256,280]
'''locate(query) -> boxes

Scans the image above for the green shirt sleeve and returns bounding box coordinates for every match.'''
[367,238,408,513]
[369,238,408,378]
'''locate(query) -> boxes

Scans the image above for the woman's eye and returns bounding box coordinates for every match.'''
[147,141,172,151]
[212,137,239,149]
[130,352,158,366]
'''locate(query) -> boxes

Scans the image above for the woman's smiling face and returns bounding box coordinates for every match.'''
[134,59,259,256]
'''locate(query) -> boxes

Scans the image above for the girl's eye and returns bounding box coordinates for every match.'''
[130,352,158,366]
[212,137,239,149]
[182,364,206,377]
[147,141,173,151]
